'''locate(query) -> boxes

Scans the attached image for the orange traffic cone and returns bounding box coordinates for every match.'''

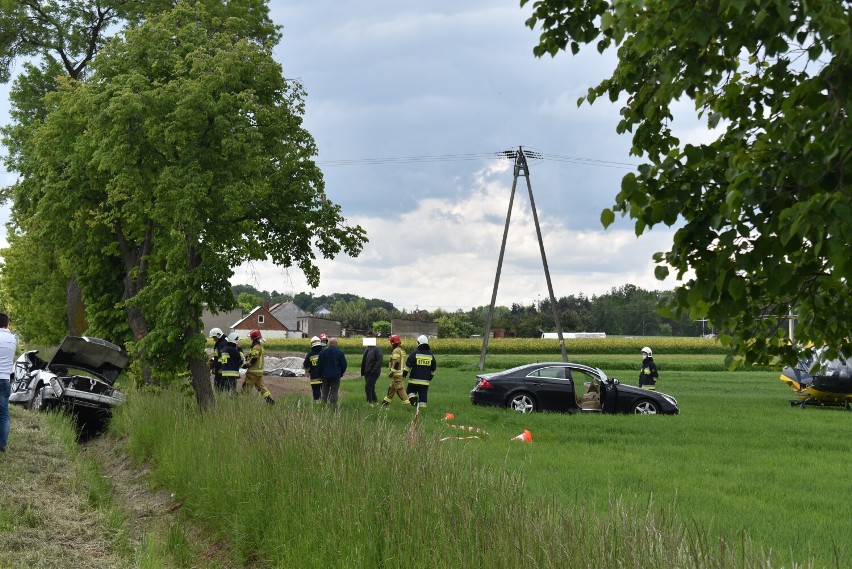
[511,429,533,442]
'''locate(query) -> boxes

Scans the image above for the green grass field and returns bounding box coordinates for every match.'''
[110,353,851,568]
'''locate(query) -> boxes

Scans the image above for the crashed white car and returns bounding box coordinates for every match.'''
[10,336,129,413]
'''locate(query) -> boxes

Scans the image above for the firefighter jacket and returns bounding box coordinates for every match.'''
[639,356,658,386]
[303,345,323,384]
[388,346,406,379]
[403,345,436,386]
[218,342,244,380]
[244,341,264,374]
[210,336,228,373]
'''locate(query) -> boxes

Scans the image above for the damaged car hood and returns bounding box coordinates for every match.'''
[50,336,130,385]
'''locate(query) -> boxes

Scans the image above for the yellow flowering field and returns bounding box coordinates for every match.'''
[261,336,726,355]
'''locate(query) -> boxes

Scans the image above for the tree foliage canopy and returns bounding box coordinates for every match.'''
[1,1,365,391]
[521,0,851,365]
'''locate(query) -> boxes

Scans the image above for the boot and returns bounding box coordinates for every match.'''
[265,396,275,405]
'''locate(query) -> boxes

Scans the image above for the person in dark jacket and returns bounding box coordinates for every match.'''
[317,337,348,406]
[217,332,244,392]
[208,327,229,392]
[639,346,659,390]
[404,335,437,409]
[360,340,384,405]
[303,336,324,401]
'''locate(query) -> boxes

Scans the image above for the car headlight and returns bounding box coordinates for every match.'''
[661,393,677,407]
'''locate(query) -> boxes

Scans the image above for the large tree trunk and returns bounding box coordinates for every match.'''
[66,276,87,335]
[184,243,215,413]
[188,353,215,413]
[127,309,155,387]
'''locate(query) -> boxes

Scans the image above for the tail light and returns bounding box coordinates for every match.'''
[476,378,494,390]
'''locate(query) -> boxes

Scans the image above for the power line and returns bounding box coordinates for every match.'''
[316,152,494,166]
[316,150,638,170]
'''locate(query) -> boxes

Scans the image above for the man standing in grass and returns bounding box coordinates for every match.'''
[639,347,659,390]
[0,313,17,454]
[242,329,275,405]
[381,334,411,407]
[404,335,436,409]
[217,332,244,393]
[303,336,324,402]
[360,338,383,405]
[317,337,347,406]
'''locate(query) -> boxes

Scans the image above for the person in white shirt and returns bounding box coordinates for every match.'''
[0,312,18,453]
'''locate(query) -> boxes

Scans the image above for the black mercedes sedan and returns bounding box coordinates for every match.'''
[470,362,679,415]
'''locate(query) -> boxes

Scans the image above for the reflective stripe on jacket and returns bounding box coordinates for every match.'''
[246,342,264,373]
[219,344,244,377]
[404,346,436,386]
[389,346,405,378]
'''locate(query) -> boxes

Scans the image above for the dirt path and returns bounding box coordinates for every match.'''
[0,367,364,568]
[0,407,129,569]
[0,406,242,569]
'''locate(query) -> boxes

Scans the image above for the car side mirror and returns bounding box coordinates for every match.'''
[613,378,620,385]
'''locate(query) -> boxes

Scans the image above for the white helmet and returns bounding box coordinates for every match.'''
[310,336,321,347]
[641,347,653,357]
[209,327,224,339]
[417,335,429,346]
[227,332,240,343]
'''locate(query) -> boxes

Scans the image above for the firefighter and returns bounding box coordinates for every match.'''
[319,332,329,347]
[242,329,275,404]
[217,332,244,392]
[639,346,659,390]
[381,335,411,407]
[303,336,324,401]
[208,327,229,392]
[404,335,436,409]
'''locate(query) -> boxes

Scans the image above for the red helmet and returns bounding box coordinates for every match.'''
[389,334,401,345]
[249,329,262,341]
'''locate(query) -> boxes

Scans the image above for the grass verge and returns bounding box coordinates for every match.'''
[109,375,821,568]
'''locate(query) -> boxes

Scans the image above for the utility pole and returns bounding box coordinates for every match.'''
[479,147,568,370]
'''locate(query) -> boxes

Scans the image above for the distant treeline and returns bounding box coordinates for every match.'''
[232,284,711,338]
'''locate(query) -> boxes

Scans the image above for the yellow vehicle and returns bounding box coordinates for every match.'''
[780,349,852,410]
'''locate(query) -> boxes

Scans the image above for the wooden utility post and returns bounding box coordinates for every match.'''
[479,147,568,370]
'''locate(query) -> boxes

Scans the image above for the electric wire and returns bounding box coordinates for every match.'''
[316,151,639,170]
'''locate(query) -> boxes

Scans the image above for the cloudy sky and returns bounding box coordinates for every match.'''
[0,2,709,312]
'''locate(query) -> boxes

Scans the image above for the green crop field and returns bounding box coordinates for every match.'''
[111,349,850,568]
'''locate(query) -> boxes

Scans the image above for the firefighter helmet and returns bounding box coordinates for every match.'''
[310,336,321,347]
[249,329,263,341]
[389,334,401,345]
[209,327,224,339]
[641,346,653,357]
[417,334,429,346]
[226,332,240,343]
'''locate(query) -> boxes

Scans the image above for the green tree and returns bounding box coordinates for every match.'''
[522,0,851,364]
[372,320,391,336]
[433,311,476,338]
[0,230,69,344]
[4,2,365,410]
[0,1,281,344]
[237,293,264,314]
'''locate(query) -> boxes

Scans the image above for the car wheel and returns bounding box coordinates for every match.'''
[30,385,45,411]
[631,399,659,414]
[508,392,536,413]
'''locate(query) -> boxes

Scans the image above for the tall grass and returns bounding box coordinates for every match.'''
[110,387,801,568]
